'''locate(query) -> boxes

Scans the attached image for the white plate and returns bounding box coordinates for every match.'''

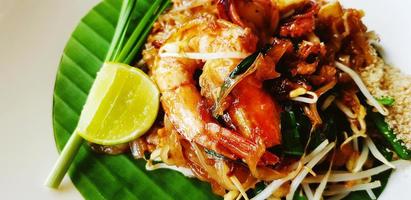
[0,0,409,199]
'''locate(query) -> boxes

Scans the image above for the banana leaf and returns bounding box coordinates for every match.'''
[52,0,391,199]
[52,0,220,199]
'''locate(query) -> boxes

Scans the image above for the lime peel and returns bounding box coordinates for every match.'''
[46,62,160,189]
[76,62,159,145]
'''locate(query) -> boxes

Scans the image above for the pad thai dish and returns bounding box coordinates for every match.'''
[88,0,411,199]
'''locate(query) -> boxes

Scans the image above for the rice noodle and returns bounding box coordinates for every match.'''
[323,181,381,196]
[303,160,405,183]
[352,141,369,173]
[146,161,195,177]
[291,91,319,104]
[302,184,314,200]
[286,142,336,200]
[335,62,388,116]
[366,137,396,169]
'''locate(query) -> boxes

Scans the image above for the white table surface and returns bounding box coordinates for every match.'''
[0,0,409,199]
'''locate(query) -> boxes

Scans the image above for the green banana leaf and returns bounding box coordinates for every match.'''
[53,0,220,199]
[52,0,391,199]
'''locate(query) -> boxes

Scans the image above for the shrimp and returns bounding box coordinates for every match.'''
[217,0,280,43]
[152,17,282,173]
[200,63,283,148]
[153,17,253,154]
[200,41,288,148]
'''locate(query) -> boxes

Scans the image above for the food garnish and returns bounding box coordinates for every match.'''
[49,0,411,199]
[45,0,170,188]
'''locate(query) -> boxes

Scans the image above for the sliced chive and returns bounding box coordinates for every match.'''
[376,96,395,106]
[369,111,411,160]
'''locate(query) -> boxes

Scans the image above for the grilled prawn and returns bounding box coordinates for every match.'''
[152,17,282,174]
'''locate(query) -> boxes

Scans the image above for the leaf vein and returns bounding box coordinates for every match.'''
[79,20,111,44]
[104,0,121,12]
[71,35,104,62]
[54,93,82,115]
[62,54,95,79]
[90,9,116,28]
[58,72,88,95]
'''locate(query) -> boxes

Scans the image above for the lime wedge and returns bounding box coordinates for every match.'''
[76,62,159,145]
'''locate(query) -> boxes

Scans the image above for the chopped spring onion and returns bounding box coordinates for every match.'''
[281,110,305,156]
[352,141,369,173]
[115,0,170,63]
[291,91,319,104]
[303,160,405,183]
[205,148,227,160]
[323,181,381,196]
[293,190,308,200]
[335,62,388,116]
[146,161,195,177]
[122,0,172,64]
[44,0,171,189]
[286,142,336,200]
[213,55,261,116]
[250,182,267,197]
[369,111,411,160]
[213,45,273,117]
[366,137,396,169]
[376,96,395,106]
